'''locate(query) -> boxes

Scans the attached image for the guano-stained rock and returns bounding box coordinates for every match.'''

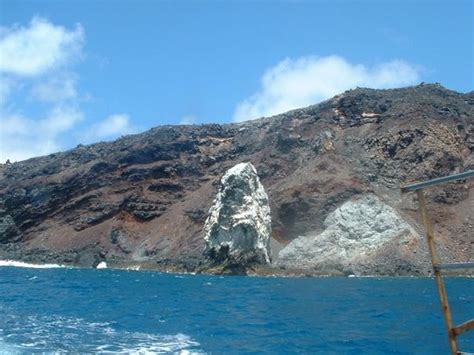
[204,162,271,264]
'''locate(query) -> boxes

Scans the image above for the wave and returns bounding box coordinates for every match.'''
[0,260,66,269]
[0,311,202,354]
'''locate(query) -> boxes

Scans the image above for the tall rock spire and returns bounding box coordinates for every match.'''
[204,162,271,264]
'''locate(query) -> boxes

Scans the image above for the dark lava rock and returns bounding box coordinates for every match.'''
[0,215,20,242]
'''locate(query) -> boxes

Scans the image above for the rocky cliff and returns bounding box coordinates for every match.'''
[0,83,472,275]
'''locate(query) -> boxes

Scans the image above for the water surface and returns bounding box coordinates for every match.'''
[0,266,473,353]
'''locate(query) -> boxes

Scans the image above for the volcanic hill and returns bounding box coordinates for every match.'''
[0,83,472,275]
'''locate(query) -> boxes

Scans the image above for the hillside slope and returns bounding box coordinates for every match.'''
[0,83,472,274]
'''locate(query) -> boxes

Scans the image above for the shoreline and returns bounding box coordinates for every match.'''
[1,259,472,278]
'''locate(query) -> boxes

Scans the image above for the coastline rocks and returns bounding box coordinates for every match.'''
[277,194,422,275]
[204,162,271,266]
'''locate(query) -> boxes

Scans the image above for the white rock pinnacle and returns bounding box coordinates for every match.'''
[204,162,271,264]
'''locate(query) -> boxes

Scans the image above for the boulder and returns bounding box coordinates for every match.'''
[204,162,271,264]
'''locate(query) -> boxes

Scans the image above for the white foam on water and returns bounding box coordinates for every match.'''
[0,311,203,354]
[125,265,141,271]
[0,337,22,354]
[93,333,202,354]
[0,260,65,269]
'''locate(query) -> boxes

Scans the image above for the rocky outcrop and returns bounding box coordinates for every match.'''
[277,194,425,275]
[0,84,472,274]
[204,162,271,265]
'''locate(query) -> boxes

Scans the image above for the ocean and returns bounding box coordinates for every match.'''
[0,265,473,354]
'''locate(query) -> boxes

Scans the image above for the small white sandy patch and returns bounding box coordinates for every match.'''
[0,260,64,268]
[96,261,107,269]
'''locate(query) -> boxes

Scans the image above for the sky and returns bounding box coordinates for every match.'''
[0,0,473,162]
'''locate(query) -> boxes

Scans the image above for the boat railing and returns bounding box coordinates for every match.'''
[401,170,474,355]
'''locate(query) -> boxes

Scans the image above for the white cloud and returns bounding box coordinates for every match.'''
[38,106,83,136]
[233,55,421,121]
[0,76,14,106]
[0,112,32,136]
[31,74,77,102]
[0,107,83,162]
[0,17,135,162]
[179,114,197,125]
[81,114,134,143]
[0,17,86,162]
[0,16,84,76]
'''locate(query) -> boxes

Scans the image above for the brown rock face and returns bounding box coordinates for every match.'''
[0,83,472,273]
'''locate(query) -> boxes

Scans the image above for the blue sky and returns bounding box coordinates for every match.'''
[0,0,472,161]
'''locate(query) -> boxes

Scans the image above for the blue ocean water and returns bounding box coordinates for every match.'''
[0,266,473,354]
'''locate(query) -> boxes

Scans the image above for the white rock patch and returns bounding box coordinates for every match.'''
[277,194,418,271]
[361,112,380,118]
[204,162,271,263]
[96,261,107,269]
